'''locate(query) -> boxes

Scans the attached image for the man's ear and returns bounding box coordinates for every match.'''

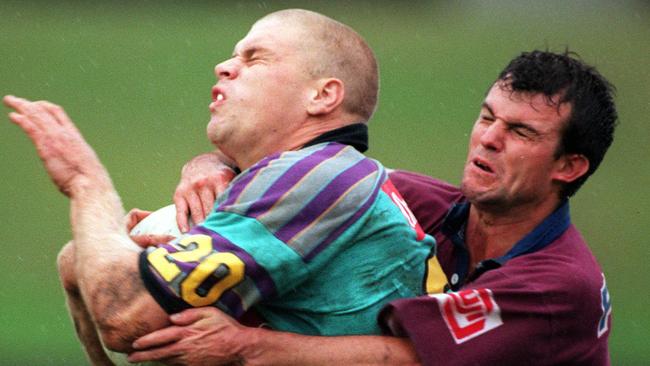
[552,153,590,184]
[307,78,345,116]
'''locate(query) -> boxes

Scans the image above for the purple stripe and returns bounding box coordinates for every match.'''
[186,226,278,300]
[221,152,281,207]
[218,290,246,318]
[275,158,379,244]
[304,169,386,261]
[245,143,347,218]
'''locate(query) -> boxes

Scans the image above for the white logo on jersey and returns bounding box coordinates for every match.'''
[432,288,503,344]
[598,273,612,338]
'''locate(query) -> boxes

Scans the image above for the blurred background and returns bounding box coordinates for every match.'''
[1,0,648,364]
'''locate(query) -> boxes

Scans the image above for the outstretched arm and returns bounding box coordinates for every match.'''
[128,307,421,366]
[4,96,170,352]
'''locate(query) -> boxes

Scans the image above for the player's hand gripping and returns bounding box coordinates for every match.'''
[125,208,176,248]
[4,95,108,197]
[128,307,250,365]
[174,151,236,232]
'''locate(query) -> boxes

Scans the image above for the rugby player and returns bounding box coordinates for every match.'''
[129,50,616,365]
[4,9,447,366]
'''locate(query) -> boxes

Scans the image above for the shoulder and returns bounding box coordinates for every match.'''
[388,170,464,234]
[218,143,383,212]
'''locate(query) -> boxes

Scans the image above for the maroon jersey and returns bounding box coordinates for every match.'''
[381,170,612,365]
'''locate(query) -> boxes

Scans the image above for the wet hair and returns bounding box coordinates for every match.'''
[497,50,618,197]
[259,9,379,121]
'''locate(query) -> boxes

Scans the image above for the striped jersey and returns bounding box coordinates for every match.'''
[139,142,442,335]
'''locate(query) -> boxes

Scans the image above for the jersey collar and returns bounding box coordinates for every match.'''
[442,200,571,290]
[303,123,369,153]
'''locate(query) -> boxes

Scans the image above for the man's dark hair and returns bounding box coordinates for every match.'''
[497,50,618,197]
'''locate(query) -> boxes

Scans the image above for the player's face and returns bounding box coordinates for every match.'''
[461,82,572,211]
[207,19,313,169]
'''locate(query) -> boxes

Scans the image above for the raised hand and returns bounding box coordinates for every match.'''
[4,95,109,196]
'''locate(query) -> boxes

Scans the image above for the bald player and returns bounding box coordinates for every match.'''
[5,9,446,365]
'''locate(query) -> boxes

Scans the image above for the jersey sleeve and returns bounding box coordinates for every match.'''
[139,143,385,318]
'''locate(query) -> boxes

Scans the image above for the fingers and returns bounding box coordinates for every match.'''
[128,348,179,364]
[185,190,206,226]
[3,95,29,111]
[169,307,218,326]
[173,195,191,233]
[40,100,74,128]
[125,208,153,232]
[199,186,216,219]
[131,325,185,350]
[7,111,38,134]
[131,234,175,248]
[5,96,72,135]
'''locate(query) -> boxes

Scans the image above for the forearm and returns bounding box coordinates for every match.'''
[70,175,138,308]
[69,176,168,351]
[244,328,421,366]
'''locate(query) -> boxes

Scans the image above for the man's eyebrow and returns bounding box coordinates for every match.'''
[481,102,494,115]
[233,44,269,59]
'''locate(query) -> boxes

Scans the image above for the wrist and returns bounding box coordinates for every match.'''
[237,326,268,366]
[68,172,113,198]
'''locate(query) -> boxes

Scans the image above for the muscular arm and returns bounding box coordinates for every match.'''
[245,330,420,366]
[70,180,170,352]
[4,96,170,353]
[129,307,421,366]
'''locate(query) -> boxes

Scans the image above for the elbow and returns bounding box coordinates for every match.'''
[98,324,134,353]
[89,288,170,353]
[90,296,142,353]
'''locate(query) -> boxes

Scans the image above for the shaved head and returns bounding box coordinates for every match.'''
[255,9,379,121]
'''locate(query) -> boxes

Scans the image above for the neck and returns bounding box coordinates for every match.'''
[235,115,359,171]
[465,197,561,268]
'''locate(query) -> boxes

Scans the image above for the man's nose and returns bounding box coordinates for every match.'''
[215,58,239,80]
[479,120,505,152]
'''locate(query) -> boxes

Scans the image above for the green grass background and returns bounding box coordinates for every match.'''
[1,1,648,364]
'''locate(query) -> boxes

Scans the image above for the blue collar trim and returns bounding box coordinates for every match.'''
[442,200,571,288]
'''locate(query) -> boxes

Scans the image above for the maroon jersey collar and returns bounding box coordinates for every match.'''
[442,200,571,290]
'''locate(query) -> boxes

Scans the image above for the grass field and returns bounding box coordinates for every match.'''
[1,1,649,364]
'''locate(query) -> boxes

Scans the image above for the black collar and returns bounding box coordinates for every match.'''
[303,123,369,153]
[233,123,369,174]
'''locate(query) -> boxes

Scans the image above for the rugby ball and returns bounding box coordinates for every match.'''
[130,204,189,237]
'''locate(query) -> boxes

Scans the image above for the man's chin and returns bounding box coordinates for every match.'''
[461,182,501,205]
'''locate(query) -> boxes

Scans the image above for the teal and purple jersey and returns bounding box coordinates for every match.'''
[139,142,444,335]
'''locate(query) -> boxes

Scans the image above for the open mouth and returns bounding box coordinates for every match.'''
[474,159,493,173]
[212,87,225,102]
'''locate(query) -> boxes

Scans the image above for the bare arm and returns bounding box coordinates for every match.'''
[70,182,170,352]
[128,307,421,366]
[4,96,170,352]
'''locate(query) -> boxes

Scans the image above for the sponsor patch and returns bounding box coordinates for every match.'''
[432,288,503,344]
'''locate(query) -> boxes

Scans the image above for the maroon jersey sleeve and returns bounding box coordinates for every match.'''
[380,227,612,365]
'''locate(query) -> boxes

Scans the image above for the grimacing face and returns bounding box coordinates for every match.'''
[461,82,573,211]
[207,18,314,168]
